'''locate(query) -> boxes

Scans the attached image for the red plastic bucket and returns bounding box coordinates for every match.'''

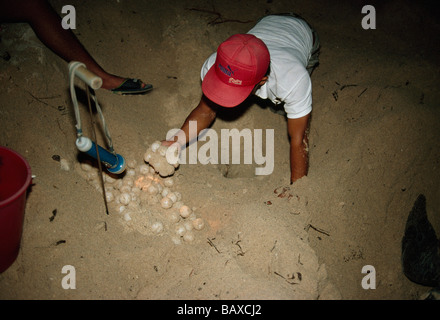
[0,146,32,273]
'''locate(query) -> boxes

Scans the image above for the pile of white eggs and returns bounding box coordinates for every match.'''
[143,140,179,177]
[77,142,204,245]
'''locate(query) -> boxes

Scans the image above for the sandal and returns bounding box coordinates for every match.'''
[111,78,153,95]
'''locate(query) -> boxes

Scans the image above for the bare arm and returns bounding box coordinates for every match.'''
[163,95,218,147]
[287,114,310,184]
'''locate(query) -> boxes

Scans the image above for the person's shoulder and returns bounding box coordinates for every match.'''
[206,52,216,65]
[269,65,310,96]
[201,52,217,79]
[270,59,308,82]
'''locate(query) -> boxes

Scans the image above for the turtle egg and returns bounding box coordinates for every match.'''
[179,205,192,218]
[147,184,158,195]
[131,187,141,194]
[167,192,178,203]
[163,177,174,187]
[127,169,136,176]
[91,180,100,191]
[119,193,131,205]
[139,164,150,175]
[144,150,152,162]
[145,172,154,180]
[183,231,195,242]
[166,210,180,223]
[160,196,173,209]
[192,218,205,230]
[86,171,98,181]
[175,224,186,237]
[117,205,126,214]
[151,221,164,234]
[115,179,124,190]
[122,178,134,187]
[130,192,139,202]
[123,212,132,221]
[167,144,180,164]
[81,162,93,171]
[171,236,182,245]
[161,187,170,198]
[151,141,161,152]
[60,158,70,171]
[174,192,182,201]
[158,145,168,157]
[104,174,117,184]
[155,182,163,193]
[183,220,193,231]
[140,180,152,191]
[105,192,115,202]
[127,159,137,169]
[120,185,131,194]
[173,201,184,210]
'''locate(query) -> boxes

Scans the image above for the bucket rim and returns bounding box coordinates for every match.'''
[0,146,32,208]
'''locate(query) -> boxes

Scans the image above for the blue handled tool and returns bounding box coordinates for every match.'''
[69,61,126,175]
[76,136,125,175]
[69,61,127,214]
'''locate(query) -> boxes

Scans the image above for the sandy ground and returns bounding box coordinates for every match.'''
[1,0,439,300]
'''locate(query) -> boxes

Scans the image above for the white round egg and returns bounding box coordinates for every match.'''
[160,196,173,209]
[151,221,164,234]
[192,218,205,231]
[151,141,161,152]
[179,205,192,218]
[183,231,195,242]
[119,193,131,205]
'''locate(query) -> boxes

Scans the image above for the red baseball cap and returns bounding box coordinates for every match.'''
[202,34,270,107]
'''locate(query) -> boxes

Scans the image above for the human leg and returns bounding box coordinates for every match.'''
[0,0,151,92]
